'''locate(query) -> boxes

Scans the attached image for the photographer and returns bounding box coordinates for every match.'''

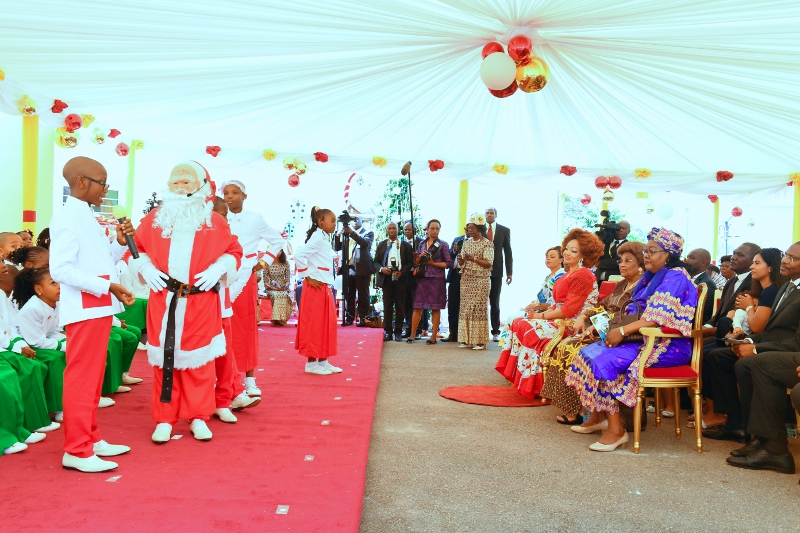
[335,215,375,326]
[406,219,452,344]
[594,213,630,282]
[373,222,413,341]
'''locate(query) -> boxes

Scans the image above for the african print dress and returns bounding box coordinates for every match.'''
[264,262,293,324]
[457,237,494,346]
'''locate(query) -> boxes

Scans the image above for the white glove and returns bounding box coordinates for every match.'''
[140,263,169,292]
[194,263,226,292]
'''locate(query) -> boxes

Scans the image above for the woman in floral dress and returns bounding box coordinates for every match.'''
[263,250,292,326]
[456,213,494,350]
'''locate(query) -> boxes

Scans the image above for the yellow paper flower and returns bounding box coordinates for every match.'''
[372,156,387,168]
[80,114,95,128]
[263,149,276,161]
[131,139,144,150]
[0,70,5,81]
[791,172,800,183]
[635,168,651,178]
[17,95,36,115]
[636,191,649,199]
[54,127,79,148]
[493,164,508,175]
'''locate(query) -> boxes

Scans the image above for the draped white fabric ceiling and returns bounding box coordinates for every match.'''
[2,0,799,193]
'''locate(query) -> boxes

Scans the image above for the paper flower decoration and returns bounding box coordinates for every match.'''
[109,129,121,138]
[288,174,300,187]
[636,192,649,199]
[602,189,615,202]
[206,146,221,157]
[635,168,651,179]
[708,195,718,203]
[580,194,591,205]
[0,69,4,81]
[468,213,486,225]
[716,170,734,182]
[493,164,508,175]
[789,173,800,186]
[428,159,444,172]
[51,99,68,113]
[64,113,82,133]
[560,165,577,176]
[262,149,276,161]
[92,128,106,144]
[372,156,387,168]
[115,142,130,156]
[283,157,296,170]
[17,95,37,115]
[54,127,79,148]
[314,152,329,163]
[295,162,308,175]
[131,140,144,150]
[731,207,743,217]
[80,114,95,128]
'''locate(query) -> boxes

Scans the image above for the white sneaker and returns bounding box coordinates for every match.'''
[122,373,143,385]
[320,361,342,373]
[115,385,132,393]
[4,442,27,455]
[62,453,117,472]
[230,392,261,411]
[458,343,472,348]
[245,384,262,397]
[152,423,172,443]
[190,419,213,441]
[36,422,60,433]
[93,439,131,457]
[98,397,115,408]
[24,432,46,444]
[305,362,332,375]
[54,411,64,422]
[214,408,238,423]
[137,342,147,351]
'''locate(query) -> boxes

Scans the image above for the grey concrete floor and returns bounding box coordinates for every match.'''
[360,338,800,533]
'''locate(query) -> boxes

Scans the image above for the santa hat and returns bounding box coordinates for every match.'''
[169,160,211,189]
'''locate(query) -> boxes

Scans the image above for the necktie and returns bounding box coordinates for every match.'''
[487,225,493,242]
[775,282,797,313]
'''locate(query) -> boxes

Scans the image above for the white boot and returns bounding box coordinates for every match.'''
[190,419,213,441]
[151,423,172,443]
[214,408,238,423]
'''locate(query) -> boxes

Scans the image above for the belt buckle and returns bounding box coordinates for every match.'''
[178,283,191,298]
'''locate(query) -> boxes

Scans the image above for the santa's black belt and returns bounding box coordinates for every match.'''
[160,276,219,403]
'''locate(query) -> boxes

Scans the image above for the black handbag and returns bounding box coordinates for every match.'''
[607,301,644,342]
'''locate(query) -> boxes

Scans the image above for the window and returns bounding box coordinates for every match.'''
[62,186,119,216]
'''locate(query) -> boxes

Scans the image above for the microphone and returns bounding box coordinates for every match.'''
[112,205,139,259]
[401,161,412,176]
[186,179,208,197]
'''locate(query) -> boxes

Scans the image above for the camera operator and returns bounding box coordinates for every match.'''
[335,215,375,326]
[594,213,630,282]
[373,222,413,341]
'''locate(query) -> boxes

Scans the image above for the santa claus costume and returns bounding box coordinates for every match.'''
[222,180,285,396]
[130,161,241,443]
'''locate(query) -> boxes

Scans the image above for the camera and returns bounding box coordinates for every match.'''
[419,241,440,265]
[389,257,399,281]
[594,209,621,245]
[338,210,355,225]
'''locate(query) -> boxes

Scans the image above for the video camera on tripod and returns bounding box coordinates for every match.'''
[594,210,621,245]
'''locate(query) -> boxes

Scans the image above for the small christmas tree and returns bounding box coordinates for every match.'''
[374,176,425,244]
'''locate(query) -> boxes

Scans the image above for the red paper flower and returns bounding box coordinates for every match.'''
[206,146,221,157]
[428,159,444,172]
[731,207,743,217]
[314,152,329,163]
[560,165,577,176]
[109,129,121,138]
[708,195,718,203]
[64,113,82,133]
[115,142,130,156]
[51,99,69,113]
[716,170,734,182]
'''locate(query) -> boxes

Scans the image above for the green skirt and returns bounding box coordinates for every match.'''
[0,351,51,431]
[32,347,67,412]
[0,359,31,453]
[115,298,148,332]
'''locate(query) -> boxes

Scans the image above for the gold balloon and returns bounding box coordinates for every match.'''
[516,56,550,93]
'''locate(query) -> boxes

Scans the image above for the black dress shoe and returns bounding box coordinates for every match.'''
[702,427,747,443]
[401,330,410,339]
[383,334,392,342]
[726,449,796,474]
[414,333,421,340]
[394,334,402,342]
[342,319,354,327]
[730,439,763,457]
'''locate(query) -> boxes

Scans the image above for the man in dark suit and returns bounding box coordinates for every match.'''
[594,220,630,282]
[335,216,374,326]
[402,222,427,339]
[373,222,413,341]
[442,232,466,342]
[703,242,798,443]
[485,208,512,342]
[702,243,760,338]
[684,248,717,323]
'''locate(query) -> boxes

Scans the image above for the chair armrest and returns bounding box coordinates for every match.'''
[640,327,683,339]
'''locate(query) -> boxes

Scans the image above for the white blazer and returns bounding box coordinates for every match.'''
[228,210,285,300]
[0,291,29,354]
[49,196,128,327]
[294,229,335,285]
[18,296,66,351]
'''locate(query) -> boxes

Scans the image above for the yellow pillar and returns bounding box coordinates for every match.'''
[125,141,143,216]
[457,179,469,232]
[712,199,720,260]
[794,177,800,243]
[21,115,39,232]
[36,126,55,234]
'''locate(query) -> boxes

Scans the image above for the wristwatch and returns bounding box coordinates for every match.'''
[619,326,626,337]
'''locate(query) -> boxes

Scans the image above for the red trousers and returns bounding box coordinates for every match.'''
[215,318,244,408]
[63,316,113,458]
[152,362,215,424]
[296,280,337,358]
[231,274,258,372]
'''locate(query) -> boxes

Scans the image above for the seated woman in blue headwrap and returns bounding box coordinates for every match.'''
[565,227,698,452]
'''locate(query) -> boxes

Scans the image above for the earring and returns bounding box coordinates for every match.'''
[578,259,583,268]
[639,268,643,273]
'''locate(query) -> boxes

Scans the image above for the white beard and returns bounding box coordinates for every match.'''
[153,189,213,238]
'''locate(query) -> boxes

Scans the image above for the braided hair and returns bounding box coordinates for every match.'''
[8,246,48,268]
[12,267,50,309]
[36,228,50,250]
[305,207,333,243]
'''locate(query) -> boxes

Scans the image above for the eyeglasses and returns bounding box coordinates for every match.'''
[643,248,667,257]
[781,251,798,263]
[82,175,110,192]
[616,257,639,265]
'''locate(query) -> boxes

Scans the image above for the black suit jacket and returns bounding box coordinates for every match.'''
[335,227,375,276]
[708,273,752,327]
[596,238,628,272]
[692,272,717,324]
[489,224,512,278]
[750,281,800,353]
[372,239,413,286]
[447,236,466,283]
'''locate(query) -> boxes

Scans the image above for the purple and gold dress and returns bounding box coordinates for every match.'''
[413,238,452,310]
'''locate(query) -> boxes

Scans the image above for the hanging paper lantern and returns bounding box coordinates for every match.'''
[109,129,121,138]
[92,128,106,144]
[507,35,532,64]
[64,113,82,133]
[206,146,221,157]
[657,204,674,220]
[493,163,508,175]
[580,194,591,206]
[488,80,517,98]
[731,206,743,217]
[51,99,68,113]
[372,156,387,168]
[54,127,79,148]
[635,168,651,179]
[17,95,37,115]
[295,162,308,175]
[428,159,444,172]
[314,151,328,162]
[602,188,615,202]
[115,142,130,156]
[481,42,504,59]
[80,114,95,128]
[636,192,649,199]
[716,170,734,182]
[516,56,550,93]
[646,203,655,214]
[288,174,300,187]
[479,53,517,91]
[607,176,622,190]
[560,165,577,176]
[708,195,718,203]
[594,176,609,189]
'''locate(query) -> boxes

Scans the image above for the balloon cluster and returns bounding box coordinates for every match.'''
[480,36,550,99]
[284,157,307,188]
[594,175,622,202]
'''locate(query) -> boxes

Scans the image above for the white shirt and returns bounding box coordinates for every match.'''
[294,229,334,285]
[18,296,66,351]
[732,271,749,292]
[385,238,402,270]
[49,196,127,327]
[227,209,285,300]
[0,291,29,354]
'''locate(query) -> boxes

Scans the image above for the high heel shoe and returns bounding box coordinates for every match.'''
[570,420,608,434]
[589,432,628,452]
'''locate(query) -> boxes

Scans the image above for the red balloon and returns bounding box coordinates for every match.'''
[594,176,609,189]
[731,207,743,217]
[488,80,517,98]
[507,35,532,63]
[481,42,504,59]
[607,176,622,190]
[288,174,300,188]
[64,113,82,133]
[580,194,591,206]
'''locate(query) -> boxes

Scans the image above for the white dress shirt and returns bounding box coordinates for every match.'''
[227,209,285,300]
[0,291,29,354]
[295,229,334,285]
[18,296,66,351]
[385,238,402,270]
[732,271,749,292]
[49,196,127,327]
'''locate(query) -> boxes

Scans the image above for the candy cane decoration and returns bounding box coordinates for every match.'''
[343,172,356,206]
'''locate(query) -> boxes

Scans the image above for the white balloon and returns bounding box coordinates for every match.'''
[656,203,674,220]
[479,53,517,90]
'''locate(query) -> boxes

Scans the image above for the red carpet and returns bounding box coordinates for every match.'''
[2,325,383,532]
[439,385,549,407]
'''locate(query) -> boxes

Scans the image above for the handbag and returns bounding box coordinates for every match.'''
[607,301,644,342]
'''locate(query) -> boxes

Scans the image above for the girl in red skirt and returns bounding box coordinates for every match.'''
[295,207,341,376]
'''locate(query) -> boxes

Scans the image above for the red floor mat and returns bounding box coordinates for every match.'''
[439,385,549,407]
